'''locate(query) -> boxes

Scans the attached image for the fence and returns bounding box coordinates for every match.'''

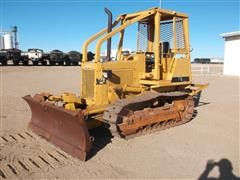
[191,64,223,75]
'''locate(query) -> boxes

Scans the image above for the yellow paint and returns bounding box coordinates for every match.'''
[44,7,207,119]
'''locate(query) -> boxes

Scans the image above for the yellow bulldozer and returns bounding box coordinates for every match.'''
[23,7,208,161]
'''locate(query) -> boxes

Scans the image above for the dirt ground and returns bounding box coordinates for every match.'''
[0,65,239,179]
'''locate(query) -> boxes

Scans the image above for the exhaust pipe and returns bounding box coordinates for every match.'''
[104,8,112,61]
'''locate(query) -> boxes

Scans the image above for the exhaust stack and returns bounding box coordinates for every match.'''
[104,8,112,61]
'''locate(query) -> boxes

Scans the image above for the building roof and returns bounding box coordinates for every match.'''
[220,31,240,38]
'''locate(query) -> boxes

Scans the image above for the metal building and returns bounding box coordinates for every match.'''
[3,33,13,49]
[220,31,240,76]
[0,26,19,50]
[0,35,4,49]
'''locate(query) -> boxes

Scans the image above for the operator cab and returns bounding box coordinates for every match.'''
[82,7,190,82]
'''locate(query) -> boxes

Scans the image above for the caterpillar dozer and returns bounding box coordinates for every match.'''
[23,7,208,161]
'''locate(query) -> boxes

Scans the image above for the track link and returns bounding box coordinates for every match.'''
[103,91,194,138]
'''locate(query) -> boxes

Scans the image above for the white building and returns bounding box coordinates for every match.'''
[220,31,240,76]
[0,35,4,49]
[3,33,14,49]
[210,57,224,64]
[103,49,132,61]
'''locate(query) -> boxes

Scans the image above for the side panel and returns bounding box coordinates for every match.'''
[107,69,134,86]
[95,55,145,104]
[172,58,190,77]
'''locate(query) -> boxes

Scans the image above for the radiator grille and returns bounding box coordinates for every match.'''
[81,69,94,98]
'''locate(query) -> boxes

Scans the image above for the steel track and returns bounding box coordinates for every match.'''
[103,91,194,139]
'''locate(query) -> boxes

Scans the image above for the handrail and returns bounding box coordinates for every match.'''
[94,9,156,61]
[82,17,121,63]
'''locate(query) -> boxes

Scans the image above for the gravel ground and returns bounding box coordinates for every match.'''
[0,66,239,179]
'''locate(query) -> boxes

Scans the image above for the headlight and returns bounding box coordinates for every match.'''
[102,70,112,79]
[103,71,108,78]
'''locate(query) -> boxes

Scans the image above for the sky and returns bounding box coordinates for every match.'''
[1,0,239,59]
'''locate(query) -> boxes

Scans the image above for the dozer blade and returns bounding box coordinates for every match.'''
[23,94,92,161]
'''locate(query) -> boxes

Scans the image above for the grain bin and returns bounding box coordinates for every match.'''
[3,33,13,49]
[0,36,4,49]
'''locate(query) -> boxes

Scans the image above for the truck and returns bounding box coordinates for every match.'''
[64,51,82,66]
[48,49,65,66]
[21,48,47,66]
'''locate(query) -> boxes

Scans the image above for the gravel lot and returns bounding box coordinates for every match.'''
[0,65,239,179]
